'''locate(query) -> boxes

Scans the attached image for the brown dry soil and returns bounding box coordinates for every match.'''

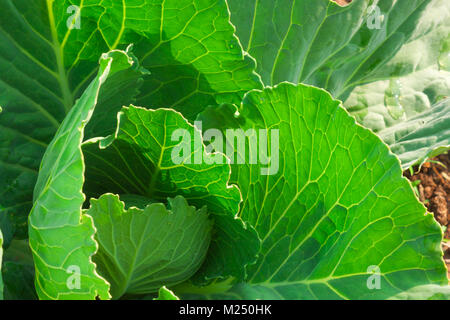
[404,153,450,280]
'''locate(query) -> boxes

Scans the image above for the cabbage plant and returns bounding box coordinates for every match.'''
[0,0,449,300]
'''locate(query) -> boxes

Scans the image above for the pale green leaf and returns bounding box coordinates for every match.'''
[153,287,180,300]
[345,65,449,169]
[28,49,137,300]
[1,239,37,300]
[0,229,3,299]
[154,286,179,300]
[359,0,449,81]
[228,0,450,168]
[197,83,448,299]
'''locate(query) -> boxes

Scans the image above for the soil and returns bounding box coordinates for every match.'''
[404,153,450,280]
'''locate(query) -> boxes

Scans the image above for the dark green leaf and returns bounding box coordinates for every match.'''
[83,106,260,283]
[0,0,261,236]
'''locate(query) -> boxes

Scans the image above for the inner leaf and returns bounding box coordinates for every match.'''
[86,194,212,299]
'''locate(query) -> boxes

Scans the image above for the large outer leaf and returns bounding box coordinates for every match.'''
[28,49,136,300]
[82,106,260,283]
[227,0,449,168]
[0,0,261,237]
[86,194,212,299]
[197,83,447,299]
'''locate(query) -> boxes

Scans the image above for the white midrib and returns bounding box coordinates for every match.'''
[46,0,74,113]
